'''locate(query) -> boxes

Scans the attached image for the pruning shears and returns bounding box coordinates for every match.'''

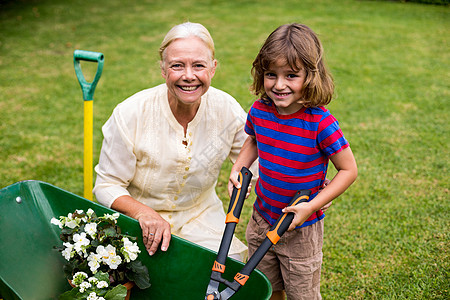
[205,167,312,299]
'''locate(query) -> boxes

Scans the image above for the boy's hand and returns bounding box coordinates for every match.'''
[282,202,314,231]
[319,179,332,212]
[321,200,332,212]
[228,170,252,198]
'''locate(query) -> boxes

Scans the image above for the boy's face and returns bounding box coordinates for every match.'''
[263,59,306,115]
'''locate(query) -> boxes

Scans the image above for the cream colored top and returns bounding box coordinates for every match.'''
[93,84,250,258]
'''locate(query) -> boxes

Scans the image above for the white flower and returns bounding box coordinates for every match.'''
[73,232,90,255]
[107,254,122,269]
[73,232,89,244]
[88,277,98,284]
[98,297,105,300]
[76,209,84,215]
[87,252,102,273]
[97,244,117,261]
[74,271,88,279]
[103,213,120,222]
[50,217,63,228]
[84,223,97,238]
[63,213,81,229]
[105,245,117,257]
[87,208,95,217]
[96,245,108,260]
[96,245,106,258]
[96,244,122,268]
[97,280,109,289]
[61,242,74,261]
[72,272,88,285]
[122,237,141,262]
[65,217,79,229]
[87,292,98,300]
[79,281,91,293]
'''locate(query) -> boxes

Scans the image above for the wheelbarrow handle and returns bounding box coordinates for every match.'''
[74,50,104,101]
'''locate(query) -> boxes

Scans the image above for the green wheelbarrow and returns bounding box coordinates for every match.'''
[0,181,271,299]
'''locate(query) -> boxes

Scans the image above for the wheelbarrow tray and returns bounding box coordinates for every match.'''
[0,180,271,300]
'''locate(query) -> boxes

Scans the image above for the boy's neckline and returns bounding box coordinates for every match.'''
[267,100,307,119]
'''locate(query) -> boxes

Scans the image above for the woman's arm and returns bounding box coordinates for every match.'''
[93,111,137,208]
[283,146,358,230]
[95,111,171,256]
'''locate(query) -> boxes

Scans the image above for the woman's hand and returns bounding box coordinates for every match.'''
[136,210,171,256]
[111,195,171,256]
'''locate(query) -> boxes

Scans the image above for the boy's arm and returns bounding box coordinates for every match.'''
[228,135,258,197]
[283,146,358,230]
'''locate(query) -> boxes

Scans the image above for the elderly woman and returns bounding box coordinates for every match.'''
[93,22,249,261]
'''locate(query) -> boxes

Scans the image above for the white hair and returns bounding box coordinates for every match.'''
[159,22,215,61]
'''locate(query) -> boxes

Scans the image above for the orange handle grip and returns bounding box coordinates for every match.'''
[266,190,311,244]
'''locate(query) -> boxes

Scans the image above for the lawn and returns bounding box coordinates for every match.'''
[0,0,448,298]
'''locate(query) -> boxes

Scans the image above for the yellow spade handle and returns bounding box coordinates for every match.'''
[84,100,93,200]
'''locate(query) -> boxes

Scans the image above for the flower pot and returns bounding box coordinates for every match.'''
[123,281,135,300]
[68,280,134,299]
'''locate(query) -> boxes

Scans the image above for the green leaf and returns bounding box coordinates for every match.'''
[91,239,100,247]
[103,227,118,238]
[94,271,110,282]
[61,227,75,235]
[59,288,83,300]
[127,260,151,289]
[62,262,75,278]
[104,284,128,300]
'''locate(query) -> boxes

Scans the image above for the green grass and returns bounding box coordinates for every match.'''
[1,0,448,298]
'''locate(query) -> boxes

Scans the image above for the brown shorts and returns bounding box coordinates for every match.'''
[246,209,324,300]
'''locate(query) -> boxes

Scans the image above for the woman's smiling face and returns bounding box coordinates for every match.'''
[161,37,217,106]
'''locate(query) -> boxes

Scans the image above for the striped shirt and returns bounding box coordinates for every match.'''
[245,99,349,227]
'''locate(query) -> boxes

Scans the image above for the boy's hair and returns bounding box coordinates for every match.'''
[251,23,335,107]
[159,22,215,64]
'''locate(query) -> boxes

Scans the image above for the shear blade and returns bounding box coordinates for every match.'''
[206,290,221,300]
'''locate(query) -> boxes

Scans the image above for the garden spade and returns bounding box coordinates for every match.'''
[73,50,104,200]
